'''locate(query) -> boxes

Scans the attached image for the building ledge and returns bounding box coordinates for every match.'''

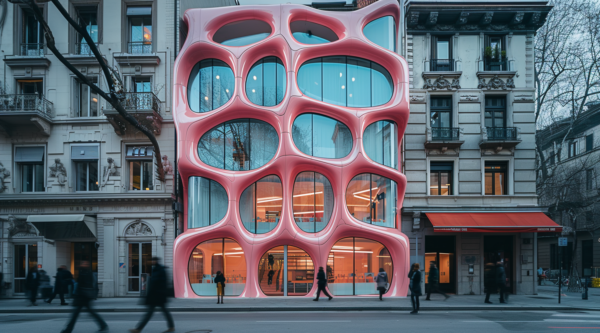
[114,53,161,66]
[63,54,109,67]
[4,56,51,68]
[0,192,172,204]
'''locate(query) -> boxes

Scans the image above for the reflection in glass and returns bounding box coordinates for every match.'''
[292,113,352,159]
[363,121,397,169]
[240,175,282,234]
[188,238,246,296]
[188,59,234,113]
[363,16,396,52]
[188,177,228,228]
[198,119,278,171]
[246,57,286,107]
[290,21,338,44]
[213,20,272,47]
[345,173,397,228]
[258,246,314,296]
[292,32,329,44]
[221,33,270,46]
[293,172,334,233]
[327,237,393,295]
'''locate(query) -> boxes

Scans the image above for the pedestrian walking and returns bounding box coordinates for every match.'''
[130,257,175,333]
[408,263,422,314]
[537,267,543,286]
[25,266,40,306]
[496,261,507,303]
[313,266,332,301]
[61,261,108,333]
[483,262,496,304]
[425,261,449,301]
[268,269,275,285]
[39,269,53,300]
[215,271,226,304]
[46,265,73,305]
[374,268,388,301]
[268,253,275,270]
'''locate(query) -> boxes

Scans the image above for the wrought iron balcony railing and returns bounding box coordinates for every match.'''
[430,59,454,72]
[20,43,44,56]
[75,42,99,55]
[128,41,153,54]
[486,127,518,140]
[432,127,460,141]
[0,94,55,118]
[121,92,161,113]
[484,59,509,71]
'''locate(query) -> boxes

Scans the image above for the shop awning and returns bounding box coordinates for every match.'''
[26,215,97,240]
[426,212,562,233]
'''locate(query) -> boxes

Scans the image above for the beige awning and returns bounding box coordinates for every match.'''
[27,215,97,240]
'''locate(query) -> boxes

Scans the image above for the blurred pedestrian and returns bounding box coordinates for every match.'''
[496,261,507,304]
[46,265,73,305]
[425,261,449,301]
[484,262,496,304]
[313,266,332,301]
[375,268,388,301]
[130,257,174,333]
[39,269,53,300]
[409,263,422,314]
[215,271,226,304]
[268,269,274,285]
[25,266,40,306]
[537,267,543,286]
[61,261,107,333]
[268,253,275,270]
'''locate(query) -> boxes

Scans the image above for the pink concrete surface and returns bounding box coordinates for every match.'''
[172,0,410,298]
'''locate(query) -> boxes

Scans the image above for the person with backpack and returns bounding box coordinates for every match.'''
[374,268,389,301]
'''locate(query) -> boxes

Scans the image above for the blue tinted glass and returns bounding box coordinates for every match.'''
[297,58,322,101]
[220,32,270,46]
[363,16,396,52]
[363,121,397,169]
[292,114,352,159]
[198,124,225,169]
[322,56,346,106]
[292,32,330,44]
[371,62,393,106]
[247,61,264,106]
[188,59,234,113]
[347,57,371,107]
[292,113,313,156]
[188,177,228,228]
[246,57,286,107]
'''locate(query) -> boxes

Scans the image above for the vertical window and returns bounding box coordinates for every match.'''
[345,173,397,228]
[291,113,353,159]
[292,171,334,233]
[582,239,593,277]
[484,35,506,71]
[128,242,152,292]
[363,120,398,169]
[126,146,154,191]
[13,244,38,293]
[432,36,452,71]
[76,78,99,117]
[586,169,593,191]
[19,79,43,97]
[188,176,228,228]
[15,147,45,193]
[485,161,507,195]
[568,140,579,158]
[240,175,282,234]
[430,97,452,139]
[75,6,98,55]
[485,96,506,128]
[586,134,594,152]
[127,7,152,54]
[430,162,453,195]
[188,59,235,113]
[72,145,99,191]
[258,246,314,296]
[363,16,396,52]
[246,57,286,107]
[21,8,43,56]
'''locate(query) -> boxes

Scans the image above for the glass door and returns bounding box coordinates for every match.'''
[14,244,38,294]
[128,242,152,292]
[424,236,456,293]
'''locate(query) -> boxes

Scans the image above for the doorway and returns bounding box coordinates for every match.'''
[14,244,38,294]
[425,235,456,293]
[258,245,314,296]
[128,242,152,292]
[484,235,514,293]
[72,242,98,280]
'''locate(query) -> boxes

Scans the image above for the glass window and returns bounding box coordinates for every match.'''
[430,162,453,195]
[430,97,452,128]
[188,176,228,228]
[327,237,393,296]
[293,172,334,233]
[75,161,99,191]
[363,120,397,169]
[290,21,338,44]
[129,160,153,191]
[76,77,99,117]
[20,163,44,192]
[246,57,286,107]
[363,16,396,52]
[258,245,314,296]
[188,238,246,296]
[240,175,282,234]
[345,173,397,228]
[22,8,43,56]
[76,6,98,55]
[128,7,152,54]
[213,20,271,46]
[297,56,393,107]
[292,113,352,159]
[128,242,152,292]
[198,119,278,171]
[485,161,507,195]
[188,59,234,113]
[485,96,506,128]
[13,244,37,293]
[586,169,594,191]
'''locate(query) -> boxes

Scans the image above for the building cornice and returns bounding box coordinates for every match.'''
[0,193,173,205]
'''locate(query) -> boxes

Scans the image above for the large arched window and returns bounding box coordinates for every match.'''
[213,20,271,46]
[297,56,393,107]
[293,172,334,233]
[188,238,246,296]
[258,245,314,296]
[363,120,398,169]
[292,113,352,158]
[246,57,286,107]
[345,173,397,228]
[188,177,228,228]
[198,119,278,171]
[290,21,338,44]
[363,16,396,52]
[240,175,282,234]
[188,59,234,113]
[327,237,393,295]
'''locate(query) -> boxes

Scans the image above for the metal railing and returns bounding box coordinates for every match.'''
[431,59,454,71]
[486,127,518,140]
[432,127,460,141]
[0,94,55,118]
[128,41,153,54]
[484,59,509,71]
[121,92,161,113]
[20,43,44,56]
[75,42,99,55]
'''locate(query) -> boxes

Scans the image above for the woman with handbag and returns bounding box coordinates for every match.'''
[375,268,389,301]
[409,263,422,314]
[214,271,226,304]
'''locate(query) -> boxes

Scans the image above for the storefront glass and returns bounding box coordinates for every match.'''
[128,242,152,292]
[293,171,334,233]
[188,176,228,228]
[258,245,314,296]
[14,244,37,293]
[240,175,282,234]
[345,173,397,228]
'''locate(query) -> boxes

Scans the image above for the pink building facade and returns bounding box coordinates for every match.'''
[172,0,410,298]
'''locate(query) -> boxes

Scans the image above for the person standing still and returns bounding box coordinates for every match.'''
[25,266,40,306]
[483,262,497,304]
[537,267,543,286]
[374,268,388,301]
[496,261,507,303]
[46,265,73,305]
[214,271,226,304]
[425,261,449,301]
[409,263,422,314]
[130,257,175,333]
[313,267,333,301]
[61,261,108,333]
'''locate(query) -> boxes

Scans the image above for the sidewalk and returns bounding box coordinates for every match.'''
[1,285,597,313]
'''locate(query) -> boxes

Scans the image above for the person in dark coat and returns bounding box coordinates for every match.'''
[25,266,40,306]
[484,262,497,304]
[61,261,107,333]
[425,261,449,300]
[374,268,388,301]
[268,253,275,270]
[46,265,73,305]
[313,266,333,301]
[214,271,226,304]
[267,269,275,285]
[130,257,175,332]
[409,263,422,314]
[496,261,507,303]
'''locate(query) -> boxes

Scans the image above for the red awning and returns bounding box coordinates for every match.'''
[426,212,562,233]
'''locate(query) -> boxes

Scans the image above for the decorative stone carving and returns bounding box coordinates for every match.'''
[423,75,459,90]
[125,220,153,236]
[426,12,438,26]
[506,77,515,89]
[162,155,173,176]
[5,214,37,237]
[49,158,67,185]
[460,94,479,102]
[101,157,120,187]
[480,12,494,25]
[409,94,426,103]
[511,12,525,25]
[530,12,541,25]
[477,78,487,89]
[478,75,513,90]
[0,161,10,193]
[457,12,469,25]
[408,11,420,27]
[488,75,506,89]
[514,94,534,102]
[450,79,461,90]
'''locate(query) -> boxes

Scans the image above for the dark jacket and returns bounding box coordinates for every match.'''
[54,268,73,294]
[146,264,169,306]
[496,265,507,287]
[484,263,497,291]
[214,274,225,287]
[74,268,96,305]
[428,266,439,285]
[409,270,422,296]
[316,270,327,287]
[375,272,388,289]
[25,269,40,291]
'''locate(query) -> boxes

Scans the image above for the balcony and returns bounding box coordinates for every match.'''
[20,43,44,57]
[484,59,510,71]
[0,94,54,136]
[424,127,464,152]
[103,92,163,136]
[422,59,461,90]
[128,41,153,54]
[430,59,454,72]
[114,42,160,66]
[479,126,521,151]
[4,43,50,68]
[75,42,99,56]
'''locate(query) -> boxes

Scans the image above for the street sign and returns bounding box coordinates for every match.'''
[558,237,568,246]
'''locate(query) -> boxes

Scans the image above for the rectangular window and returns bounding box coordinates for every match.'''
[431,36,452,71]
[76,78,99,117]
[548,153,555,166]
[13,244,38,293]
[568,140,579,158]
[75,6,98,55]
[485,161,507,195]
[127,7,152,54]
[430,97,452,129]
[586,169,593,191]
[430,162,453,195]
[582,239,593,277]
[586,134,594,152]
[485,96,506,128]
[127,146,154,191]
[484,35,506,71]
[21,8,44,56]
[18,79,43,97]
[15,147,45,192]
[71,145,99,191]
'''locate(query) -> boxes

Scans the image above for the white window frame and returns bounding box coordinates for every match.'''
[73,76,100,118]
[481,157,514,196]
[426,156,459,196]
[71,143,100,192]
[129,159,155,191]
[13,145,46,194]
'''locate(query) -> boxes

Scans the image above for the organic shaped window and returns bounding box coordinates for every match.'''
[246,57,286,107]
[188,177,228,228]
[258,245,314,296]
[292,113,352,159]
[240,175,282,234]
[293,171,334,233]
[363,16,396,52]
[290,21,338,44]
[188,59,234,112]
[213,20,271,46]
[198,119,278,171]
[345,173,397,228]
[363,121,398,169]
[188,238,246,296]
[297,56,393,107]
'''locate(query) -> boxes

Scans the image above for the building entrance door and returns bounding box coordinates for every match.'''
[258,245,314,296]
[484,235,514,293]
[14,244,38,294]
[128,242,152,292]
[72,242,98,280]
[424,236,456,293]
